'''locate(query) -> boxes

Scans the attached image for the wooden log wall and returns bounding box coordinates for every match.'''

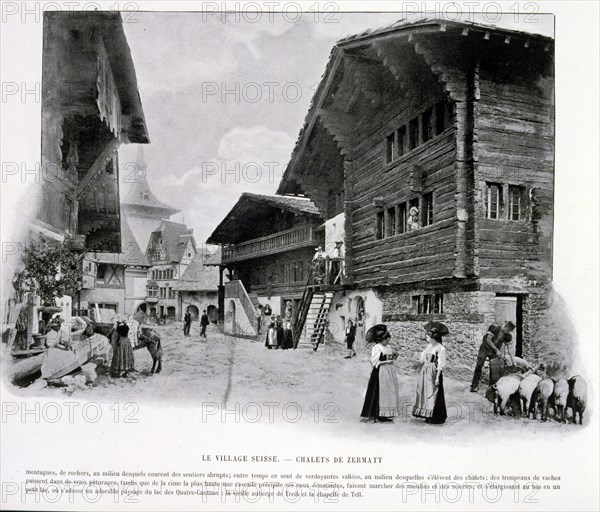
[347,60,459,289]
[475,49,554,282]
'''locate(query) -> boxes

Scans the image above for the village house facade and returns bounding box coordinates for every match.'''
[175,251,221,324]
[274,19,554,374]
[78,215,150,317]
[3,12,150,346]
[144,220,197,319]
[206,193,322,336]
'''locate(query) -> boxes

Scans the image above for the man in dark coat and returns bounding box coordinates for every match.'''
[199,310,210,339]
[183,308,192,336]
[470,321,516,392]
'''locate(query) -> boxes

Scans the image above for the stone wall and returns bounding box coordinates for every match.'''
[380,289,497,381]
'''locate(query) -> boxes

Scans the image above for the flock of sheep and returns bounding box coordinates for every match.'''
[490,366,587,424]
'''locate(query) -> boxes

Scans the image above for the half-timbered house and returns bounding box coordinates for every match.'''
[145,221,197,319]
[276,19,554,371]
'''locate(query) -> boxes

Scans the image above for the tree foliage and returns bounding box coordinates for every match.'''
[13,238,83,306]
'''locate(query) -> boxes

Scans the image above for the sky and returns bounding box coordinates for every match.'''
[118,11,554,246]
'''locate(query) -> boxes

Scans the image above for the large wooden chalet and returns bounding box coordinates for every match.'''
[207,193,322,336]
[273,19,554,368]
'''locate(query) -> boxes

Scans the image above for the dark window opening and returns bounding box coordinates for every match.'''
[375,211,385,240]
[386,132,395,163]
[397,126,407,157]
[409,117,419,150]
[386,207,396,236]
[422,192,434,226]
[398,202,407,234]
[422,107,433,143]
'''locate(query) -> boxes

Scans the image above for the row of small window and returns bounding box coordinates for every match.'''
[152,250,167,261]
[484,183,526,221]
[151,269,175,280]
[385,98,453,164]
[147,285,177,299]
[375,192,434,240]
[413,293,444,315]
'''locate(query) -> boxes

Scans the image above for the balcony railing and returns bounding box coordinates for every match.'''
[222,225,318,263]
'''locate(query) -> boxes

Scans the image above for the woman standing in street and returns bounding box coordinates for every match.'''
[110,321,135,378]
[413,322,449,424]
[360,324,401,422]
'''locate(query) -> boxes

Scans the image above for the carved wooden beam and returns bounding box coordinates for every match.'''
[76,137,120,199]
[317,108,357,156]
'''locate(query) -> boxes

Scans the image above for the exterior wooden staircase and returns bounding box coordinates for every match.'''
[301,292,334,350]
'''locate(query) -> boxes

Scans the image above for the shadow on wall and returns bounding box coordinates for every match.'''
[532,286,578,375]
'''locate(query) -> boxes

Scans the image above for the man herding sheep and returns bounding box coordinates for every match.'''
[470,321,516,393]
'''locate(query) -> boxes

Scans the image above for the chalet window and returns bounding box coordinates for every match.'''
[375,211,385,240]
[485,183,503,219]
[147,284,158,297]
[412,293,444,315]
[422,107,433,143]
[397,202,407,234]
[409,117,419,150]
[96,264,106,283]
[422,192,434,227]
[386,132,395,163]
[386,207,396,236]
[508,185,524,221]
[435,98,452,135]
[159,287,166,298]
[397,126,407,157]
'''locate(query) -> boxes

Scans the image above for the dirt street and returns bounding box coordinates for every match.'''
[11,322,587,442]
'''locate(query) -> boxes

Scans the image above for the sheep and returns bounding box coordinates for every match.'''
[518,364,546,417]
[491,374,524,415]
[566,375,587,425]
[529,378,554,421]
[550,378,569,422]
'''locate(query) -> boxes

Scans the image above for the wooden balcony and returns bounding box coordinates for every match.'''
[221,225,319,263]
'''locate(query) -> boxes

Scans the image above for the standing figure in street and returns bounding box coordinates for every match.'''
[470,321,516,392]
[281,301,294,350]
[199,310,210,340]
[265,322,278,349]
[275,315,284,349]
[183,308,192,336]
[413,322,449,424]
[344,319,356,359]
[360,324,401,422]
[110,322,135,378]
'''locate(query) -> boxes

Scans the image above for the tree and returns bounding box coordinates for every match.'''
[13,238,83,306]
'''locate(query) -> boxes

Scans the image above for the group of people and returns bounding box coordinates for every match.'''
[183,308,210,339]
[313,241,345,285]
[264,300,294,350]
[360,321,449,424]
[359,320,517,425]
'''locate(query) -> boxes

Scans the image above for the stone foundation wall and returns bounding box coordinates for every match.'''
[381,289,497,381]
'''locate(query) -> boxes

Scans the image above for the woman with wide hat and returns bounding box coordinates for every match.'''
[360,324,401,422]
[413,321,449,424]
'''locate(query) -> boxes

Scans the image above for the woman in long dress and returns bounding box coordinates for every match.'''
[265,322,278,349]
[413,322,449,424]
[110,322,135,377]
[360,324,401,422]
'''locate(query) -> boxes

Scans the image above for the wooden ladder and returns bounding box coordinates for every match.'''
[302,292,334,351]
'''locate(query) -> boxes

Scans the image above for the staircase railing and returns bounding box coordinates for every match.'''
[292,268,314,348]
[224,280,258,333]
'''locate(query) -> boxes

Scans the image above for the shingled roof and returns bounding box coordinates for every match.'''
[206,193,322,245]
[175,252,220,292]
[91,215,149,267]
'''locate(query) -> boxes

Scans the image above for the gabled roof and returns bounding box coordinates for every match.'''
[174,252,220,292]
[90,215,149,267]
[147,220,197,264]
[206,193,321,245]
[276,17,554,196]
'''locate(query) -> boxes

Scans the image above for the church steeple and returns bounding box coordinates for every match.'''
[122,145,181,250]
[122,145,180,216]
